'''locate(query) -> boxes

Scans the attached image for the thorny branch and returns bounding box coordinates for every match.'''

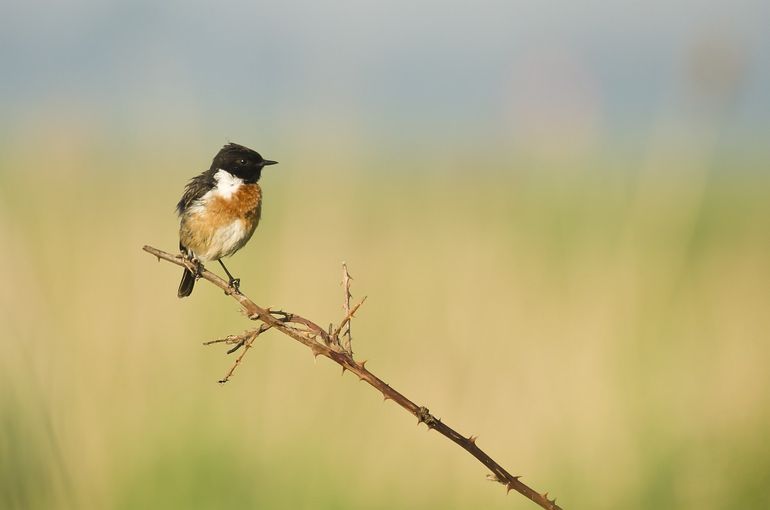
[142,245,563,510]
[341,262,354,354]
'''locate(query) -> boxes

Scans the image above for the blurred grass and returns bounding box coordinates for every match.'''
[1,139,769,509]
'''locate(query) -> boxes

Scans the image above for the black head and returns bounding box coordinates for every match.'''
[211,143,278,183]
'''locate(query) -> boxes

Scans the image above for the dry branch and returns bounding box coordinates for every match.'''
[142,245,563,510]
[341,262,354,354]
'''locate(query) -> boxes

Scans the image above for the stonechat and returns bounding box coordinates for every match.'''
[176,143,277,297]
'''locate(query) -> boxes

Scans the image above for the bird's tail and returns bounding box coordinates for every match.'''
[178,268,196,298]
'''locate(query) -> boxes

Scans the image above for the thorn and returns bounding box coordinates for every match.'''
[468,435,478,445]
[506,482,514,493]
[358,360,368,369]
[382,393,391,401]
[341,365,347,375]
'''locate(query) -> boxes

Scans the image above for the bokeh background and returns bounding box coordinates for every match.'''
[2,1,769,509]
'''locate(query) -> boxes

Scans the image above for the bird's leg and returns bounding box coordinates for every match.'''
[218,259,240,294]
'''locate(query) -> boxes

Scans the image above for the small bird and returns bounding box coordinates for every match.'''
[176,143,277,298]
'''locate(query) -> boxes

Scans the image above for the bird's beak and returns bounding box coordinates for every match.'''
[262,160,278,166]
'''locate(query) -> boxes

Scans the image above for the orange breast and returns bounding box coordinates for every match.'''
[179,183,262,260]
[207,183,262,227]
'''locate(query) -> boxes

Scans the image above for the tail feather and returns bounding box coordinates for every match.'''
[178,268,196,298]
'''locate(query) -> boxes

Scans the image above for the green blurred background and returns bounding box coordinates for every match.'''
[2,1,769,509]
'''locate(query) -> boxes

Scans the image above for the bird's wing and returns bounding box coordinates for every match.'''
[176,170,215,215]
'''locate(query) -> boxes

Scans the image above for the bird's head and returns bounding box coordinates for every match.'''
[211,143,278,183]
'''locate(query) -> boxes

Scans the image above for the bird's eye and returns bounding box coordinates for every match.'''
[238,159,247,165]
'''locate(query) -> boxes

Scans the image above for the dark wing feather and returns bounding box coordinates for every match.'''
[176,170,215,216]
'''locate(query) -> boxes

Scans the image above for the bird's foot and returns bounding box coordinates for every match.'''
[180,252,204,279]
[191,259,204,280]
[225,277,241,295]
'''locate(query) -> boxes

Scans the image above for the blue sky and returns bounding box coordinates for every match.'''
[2,0,768,146]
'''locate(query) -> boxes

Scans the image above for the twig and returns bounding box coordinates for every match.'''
[207,324,271,382]
[142,245,563,510]
[203,335,245,346]
[204,325,272,350]
[331,296,367,346]
[341,262,354,354]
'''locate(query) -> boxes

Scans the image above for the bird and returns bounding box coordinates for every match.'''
[176,143,277,298]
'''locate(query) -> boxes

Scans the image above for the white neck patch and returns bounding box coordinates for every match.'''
[213,169,243,199]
